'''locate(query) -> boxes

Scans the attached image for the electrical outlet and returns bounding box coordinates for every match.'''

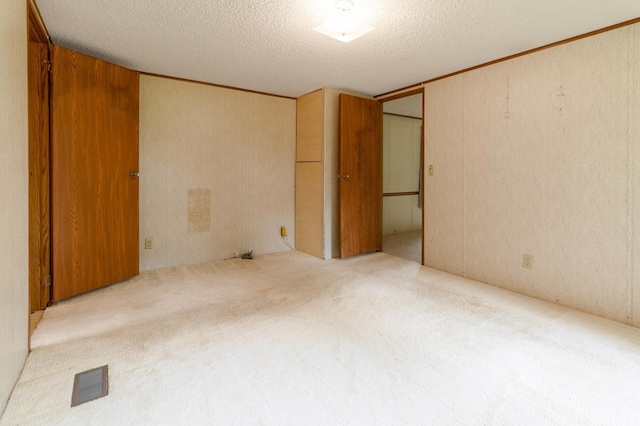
[523,254,533,269]
[145,238,153,249]
[428,165,434,176]
[280,226,287,237]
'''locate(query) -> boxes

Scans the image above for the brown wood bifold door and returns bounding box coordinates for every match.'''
[51,45,139,301]
[339,94,383,258]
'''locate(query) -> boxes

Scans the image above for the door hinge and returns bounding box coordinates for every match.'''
[44,275,52,287]
[43,59,51,72]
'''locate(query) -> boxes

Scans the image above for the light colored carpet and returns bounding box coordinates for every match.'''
[29,310,44,336]
[3,251,640,425]
[382,230,422,263]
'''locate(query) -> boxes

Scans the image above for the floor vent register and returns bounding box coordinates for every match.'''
[71,365,109,407]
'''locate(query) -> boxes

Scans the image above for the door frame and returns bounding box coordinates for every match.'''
[379,89,425,265]
[27,0,51,349]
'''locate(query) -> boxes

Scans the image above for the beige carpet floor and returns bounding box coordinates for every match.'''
[3,251,640,425]
[382,230,422,263]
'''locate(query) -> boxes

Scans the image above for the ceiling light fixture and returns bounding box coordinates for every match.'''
[314,0,376,43]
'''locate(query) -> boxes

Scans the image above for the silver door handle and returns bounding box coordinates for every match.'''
[342,174,349,180]
[130,171,140,179]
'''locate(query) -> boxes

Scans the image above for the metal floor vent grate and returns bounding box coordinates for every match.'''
[71,365,108,407]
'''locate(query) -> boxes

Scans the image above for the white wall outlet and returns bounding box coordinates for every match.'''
[428,165,434,176]
[523,254,533,269]
[145,238,153,250]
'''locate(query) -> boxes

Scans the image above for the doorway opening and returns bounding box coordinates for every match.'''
[380,91,424,264]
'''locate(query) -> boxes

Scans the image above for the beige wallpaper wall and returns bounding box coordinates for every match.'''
[425,25,640,325]
[0,0,29,413]
[633,25,640,327]
[139,76,296,271]
[424,75,466,277]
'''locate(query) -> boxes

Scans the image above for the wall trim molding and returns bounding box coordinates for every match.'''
[140,72,295,100]
[378,88,424,102]
[383,191,419,197]
[383,112,421,120]
[376,17,640,99]
[27,0,50,43]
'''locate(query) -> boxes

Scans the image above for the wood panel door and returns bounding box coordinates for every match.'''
[28,41,51,311]
[51,45,139,301]
[339,94,383,258]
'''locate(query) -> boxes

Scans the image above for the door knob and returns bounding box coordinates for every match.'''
[341,174,350,180]
[130,171,140,179]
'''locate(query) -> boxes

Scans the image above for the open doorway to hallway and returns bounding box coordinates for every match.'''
[381,92,423,263]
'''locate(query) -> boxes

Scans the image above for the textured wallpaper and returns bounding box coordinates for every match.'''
[0,0,29,412]
[139,76,296,271]
[425,24,639,325]
[633,25,640,327]
[424,75,466,277]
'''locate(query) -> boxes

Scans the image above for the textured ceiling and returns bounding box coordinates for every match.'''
[36,0,640,98]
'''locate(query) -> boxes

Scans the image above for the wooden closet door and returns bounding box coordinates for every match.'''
[51,45,139,301]
[339,94,383,258]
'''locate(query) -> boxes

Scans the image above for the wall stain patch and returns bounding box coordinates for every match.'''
[188,189,211,233]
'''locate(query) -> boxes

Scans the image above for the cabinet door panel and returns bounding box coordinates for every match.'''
[296,90,323,162]
[295,162,324,258]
